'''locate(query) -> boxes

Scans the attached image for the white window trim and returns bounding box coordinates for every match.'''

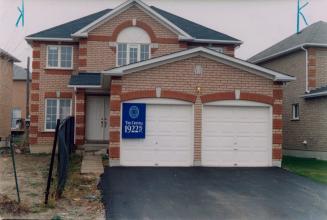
[46,45,74,70]
[44,98,72,132]
[116,43,151,67]
[292,103,300,120]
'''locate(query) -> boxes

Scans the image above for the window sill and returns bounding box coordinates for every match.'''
[291,118,300,121]
[43,130,55,133]
[45,67,74,71]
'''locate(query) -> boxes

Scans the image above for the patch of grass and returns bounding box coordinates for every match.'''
[282,156,327,184]
[0,194,30,215]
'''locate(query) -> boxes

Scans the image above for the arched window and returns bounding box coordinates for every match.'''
[116,27,151,66]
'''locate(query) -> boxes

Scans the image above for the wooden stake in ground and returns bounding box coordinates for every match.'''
[24,57,30,146]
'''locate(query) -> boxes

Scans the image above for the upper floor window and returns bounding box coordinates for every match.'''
[47,45,73,69]
[116,27,151,66]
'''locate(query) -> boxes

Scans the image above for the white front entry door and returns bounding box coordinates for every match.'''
[86,96,109,142]
[121,103,193,166]
[202,104,271,167]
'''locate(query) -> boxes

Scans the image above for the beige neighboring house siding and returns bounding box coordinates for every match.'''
[0,58,14,139]
[12,80,28,121]
[261,49,327,153]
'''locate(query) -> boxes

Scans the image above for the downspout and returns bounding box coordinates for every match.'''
[300,45,309,93]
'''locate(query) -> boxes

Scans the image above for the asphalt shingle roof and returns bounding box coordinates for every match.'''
[150,6,240,42]
[303,85,327,98]
[27,9,112,39]
[13,65,30,80]
[249,21,327,63]
[69,73,101,86]
[27,6,240,42]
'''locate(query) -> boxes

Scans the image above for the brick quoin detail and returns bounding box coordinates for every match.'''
[307,48,317,89]
[32,61,40,69]
[121,89,196,103]
[32,50,40,58]
[110,131,120,142]
[272,148,282,160]
[110,147,120,158]
[110,115,121,127]
[32,72,40,80]
[79,48,87,56]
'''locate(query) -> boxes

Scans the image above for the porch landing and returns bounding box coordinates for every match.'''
[81,154,104,174]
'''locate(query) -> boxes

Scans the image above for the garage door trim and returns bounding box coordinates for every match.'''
[120,98,194,166]
[201,100,273,167]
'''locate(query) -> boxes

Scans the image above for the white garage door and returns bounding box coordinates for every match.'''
[202,103,271,167]
[121,103,193,166]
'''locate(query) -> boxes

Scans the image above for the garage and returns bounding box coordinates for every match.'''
[202,101,272,167]
[121,100,193,166]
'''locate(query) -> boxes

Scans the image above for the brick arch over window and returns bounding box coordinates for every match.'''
[200,92,274,105]
[121,89,197,103]
[112,20,157,43]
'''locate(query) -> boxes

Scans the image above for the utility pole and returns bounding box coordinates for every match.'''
[25,56,30,146]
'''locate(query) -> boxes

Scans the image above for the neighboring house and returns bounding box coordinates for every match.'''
[12,65,30,131]
[0,49,20,146]
[25,0,293,166]
[249,21,327,160]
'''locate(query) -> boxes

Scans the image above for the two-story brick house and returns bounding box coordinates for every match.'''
[249,21,327,160]
[26,0,293,166]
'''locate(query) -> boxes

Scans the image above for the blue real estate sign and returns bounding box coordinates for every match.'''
[122,103,146,139]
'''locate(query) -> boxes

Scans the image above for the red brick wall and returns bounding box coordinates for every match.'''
[109,55,283,164]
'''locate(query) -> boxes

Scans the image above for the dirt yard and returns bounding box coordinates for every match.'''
[0,152,104,219]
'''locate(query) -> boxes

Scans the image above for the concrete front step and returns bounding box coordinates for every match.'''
[82,143,108,151]
[81,154,104,174]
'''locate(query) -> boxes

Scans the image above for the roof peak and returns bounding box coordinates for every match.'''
[249,20,327,63]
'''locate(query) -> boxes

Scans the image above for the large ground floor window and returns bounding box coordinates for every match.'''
[45,99,72,131]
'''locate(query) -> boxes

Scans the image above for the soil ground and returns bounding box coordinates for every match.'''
[0,152,105,219]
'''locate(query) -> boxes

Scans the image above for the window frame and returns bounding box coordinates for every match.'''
[292,103,300,120]
[44,98,72,131]
[46,45,74,69]
[11,108,22,129]
[116,43,151,67]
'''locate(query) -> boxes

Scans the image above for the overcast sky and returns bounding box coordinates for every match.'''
[1,0,327,67]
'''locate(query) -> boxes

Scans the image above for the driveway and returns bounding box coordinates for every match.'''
[100,167,327,220]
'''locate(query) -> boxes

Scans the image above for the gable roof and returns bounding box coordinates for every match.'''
[102,47,295,82]
[13,65,30,80]
[0,49,20,62]
[249,21,327,64]
[26,0,241,45]
[26,9,112,41]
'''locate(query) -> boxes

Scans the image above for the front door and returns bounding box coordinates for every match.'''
[86,96,109,142]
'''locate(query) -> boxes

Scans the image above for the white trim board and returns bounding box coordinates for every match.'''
[103,47,295,82]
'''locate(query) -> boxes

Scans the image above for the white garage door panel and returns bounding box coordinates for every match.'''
[202,105,271,167]
[121,104,193,166]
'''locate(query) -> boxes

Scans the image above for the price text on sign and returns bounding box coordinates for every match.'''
[122,103,146,139]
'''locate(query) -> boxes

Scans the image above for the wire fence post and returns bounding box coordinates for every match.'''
[44,119,60,205]
[10,135,20,203]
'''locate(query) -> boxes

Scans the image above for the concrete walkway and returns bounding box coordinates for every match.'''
[81,154,104,174]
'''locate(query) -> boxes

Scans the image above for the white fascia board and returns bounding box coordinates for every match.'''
[72,0,191,38]
[301,91,327,98]
[179,36,243,45]
[25,37,74,42]
[252,43,327,64]
[103,47,295,82]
